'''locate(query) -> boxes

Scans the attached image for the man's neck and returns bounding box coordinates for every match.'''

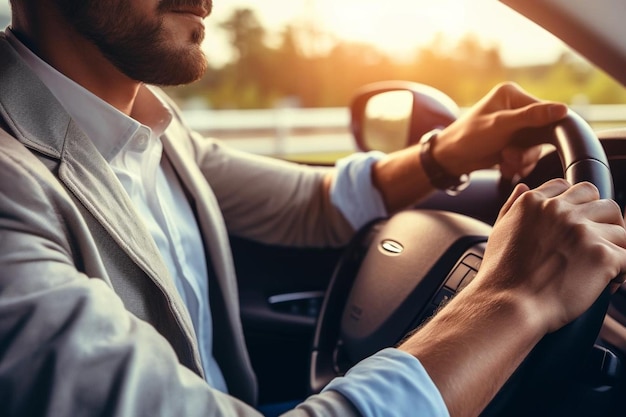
[11,9,140,116]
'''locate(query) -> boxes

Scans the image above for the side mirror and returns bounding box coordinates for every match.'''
[350,81,460,153]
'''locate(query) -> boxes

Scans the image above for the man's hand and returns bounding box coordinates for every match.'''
[370,82,569,213]
[399,179,626,417]
[433,82,568,179]
[478,179,626,333]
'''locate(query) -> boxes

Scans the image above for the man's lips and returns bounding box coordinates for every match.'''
[171,6,210,20]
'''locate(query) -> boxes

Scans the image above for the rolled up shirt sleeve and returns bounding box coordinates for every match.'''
[322,348,450,417]
[330,151,389,230]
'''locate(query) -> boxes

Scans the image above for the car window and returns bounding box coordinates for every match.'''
[2,0,625,164]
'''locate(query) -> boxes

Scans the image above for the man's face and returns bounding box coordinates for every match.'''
[56,0,212,85]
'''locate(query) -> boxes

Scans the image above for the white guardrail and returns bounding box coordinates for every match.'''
[182,104,626,157]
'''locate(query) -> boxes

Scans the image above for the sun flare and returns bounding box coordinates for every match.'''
[319,0,469,52]
[206,0,566,66]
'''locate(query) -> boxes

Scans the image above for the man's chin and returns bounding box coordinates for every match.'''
[142,54,208,86]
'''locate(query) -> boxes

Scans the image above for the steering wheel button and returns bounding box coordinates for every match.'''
[432,288,455,309]
[462,254,482,270]
[458,270,478,292]
[445,264,470,290]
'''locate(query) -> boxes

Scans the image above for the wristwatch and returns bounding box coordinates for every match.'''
[419,129,469,195]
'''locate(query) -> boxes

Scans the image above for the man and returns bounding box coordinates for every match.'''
[0,0,624,416]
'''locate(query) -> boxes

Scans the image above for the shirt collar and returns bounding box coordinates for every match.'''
[5,28,173,162]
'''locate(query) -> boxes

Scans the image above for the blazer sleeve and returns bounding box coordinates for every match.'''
[189,131,356,248]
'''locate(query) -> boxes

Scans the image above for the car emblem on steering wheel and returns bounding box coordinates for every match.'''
[380,239,404,255]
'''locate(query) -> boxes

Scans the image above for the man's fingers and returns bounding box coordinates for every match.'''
[525,102,569,126]
[554,181,604,207]
[583,198,625,226]
[500,146,542,179]
[532,178,574,198]
[502,181,603,219]
[496,102,568,135]
[608,244,626,293]
[610,274,626,294]
[497,182,530,219]
[498,179,570,221]
[490,82,567,116]
[501,146,542,167]
[482,82,537,109]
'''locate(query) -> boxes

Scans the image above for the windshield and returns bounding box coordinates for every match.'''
[2,0,625,163]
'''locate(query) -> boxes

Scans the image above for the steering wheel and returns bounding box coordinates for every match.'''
[310,110,614,416]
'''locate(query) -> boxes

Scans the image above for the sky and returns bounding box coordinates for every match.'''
[0,0,568,67]
[204,0,568,67]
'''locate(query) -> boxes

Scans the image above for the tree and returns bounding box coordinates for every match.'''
[217,8,277,108]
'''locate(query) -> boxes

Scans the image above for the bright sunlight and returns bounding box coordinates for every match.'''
[205,0,567,66]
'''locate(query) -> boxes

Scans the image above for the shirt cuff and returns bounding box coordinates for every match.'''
[330,151,389,230]
[323,348,450,417]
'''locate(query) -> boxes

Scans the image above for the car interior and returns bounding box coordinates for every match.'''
[231,1,626,416]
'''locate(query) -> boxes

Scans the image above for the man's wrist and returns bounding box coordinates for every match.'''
[419,129,469,195]
[398,281,544,417]
[400,282,543,355]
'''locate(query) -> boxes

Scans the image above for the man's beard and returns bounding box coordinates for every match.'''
[56,0,211,85]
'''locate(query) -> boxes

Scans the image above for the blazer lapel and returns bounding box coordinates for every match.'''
[59,120,175,293]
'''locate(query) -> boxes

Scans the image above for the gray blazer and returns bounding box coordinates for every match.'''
[0,32,358,416]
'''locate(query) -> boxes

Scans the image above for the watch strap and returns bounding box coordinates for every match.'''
[419,129,469,195]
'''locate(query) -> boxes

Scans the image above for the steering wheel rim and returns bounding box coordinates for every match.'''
[310,110,614,416]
